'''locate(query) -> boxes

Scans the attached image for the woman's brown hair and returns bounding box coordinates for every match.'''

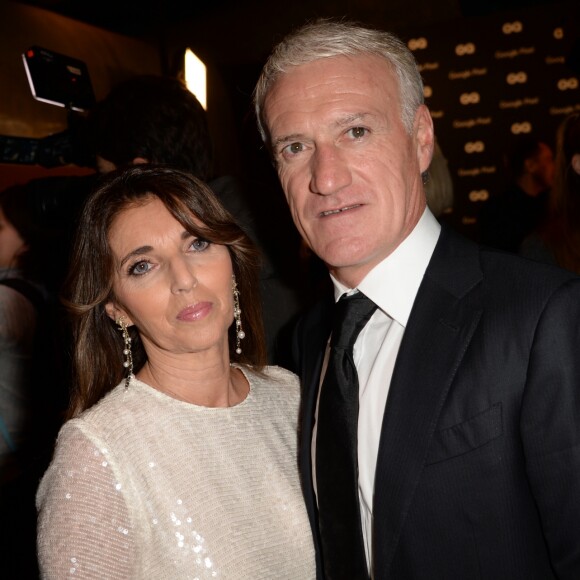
[62,165,266,417]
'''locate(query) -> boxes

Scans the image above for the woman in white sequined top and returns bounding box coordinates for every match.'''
[36,166,316,579]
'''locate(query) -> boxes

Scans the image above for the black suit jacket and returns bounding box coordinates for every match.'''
[292,226,580,579]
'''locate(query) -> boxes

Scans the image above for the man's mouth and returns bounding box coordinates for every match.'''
[320,204,361,217]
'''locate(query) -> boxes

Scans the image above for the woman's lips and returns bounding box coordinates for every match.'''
[176,302,212,321]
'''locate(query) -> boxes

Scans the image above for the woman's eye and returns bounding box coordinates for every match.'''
[191,238,210,252]
[348,127,368,139]
[128,261,152,276]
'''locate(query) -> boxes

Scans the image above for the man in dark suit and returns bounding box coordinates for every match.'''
[253,18,580,579]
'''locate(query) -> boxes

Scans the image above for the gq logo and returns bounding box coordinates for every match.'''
[460,92,481,105]
[424,85,433,98]
[553,28,564,40]
[464,141,485,154]
[469,190,489,202]
[408,37,428,51]
[511,122,532,134]
[455,43,476,56]
[502,21,523,34]
[506,71,528,85]
[557,78,579,91]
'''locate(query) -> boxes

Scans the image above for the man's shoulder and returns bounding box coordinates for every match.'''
[434,225,580,296]
[481,251,580,311]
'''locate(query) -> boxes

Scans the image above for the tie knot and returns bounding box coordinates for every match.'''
[331,292,377,350]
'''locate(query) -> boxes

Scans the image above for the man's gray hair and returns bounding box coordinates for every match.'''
[253,18,425,145]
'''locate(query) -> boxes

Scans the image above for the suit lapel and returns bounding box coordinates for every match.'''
[372,228,483,578]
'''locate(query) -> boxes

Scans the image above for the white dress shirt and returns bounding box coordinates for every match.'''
[313,207,441,574]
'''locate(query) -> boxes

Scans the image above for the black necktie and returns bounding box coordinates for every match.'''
[315,291,378,580]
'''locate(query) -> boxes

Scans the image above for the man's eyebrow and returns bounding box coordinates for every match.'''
[335,112,369,127]
[272,133,305,149]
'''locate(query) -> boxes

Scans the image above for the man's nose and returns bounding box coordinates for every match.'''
[309,144,352,195]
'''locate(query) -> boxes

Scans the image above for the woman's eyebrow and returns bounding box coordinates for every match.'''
[119,246,153,268]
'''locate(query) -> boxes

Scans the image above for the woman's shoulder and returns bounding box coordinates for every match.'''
[242,365,301,404]
[48,381,160,473]
[66,380,154,440]
[245,364,299,385]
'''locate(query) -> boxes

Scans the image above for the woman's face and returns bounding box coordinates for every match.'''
[105,196,235,361]
[0,207,26,269]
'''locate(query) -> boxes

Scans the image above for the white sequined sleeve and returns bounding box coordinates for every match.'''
[36,422,136,579]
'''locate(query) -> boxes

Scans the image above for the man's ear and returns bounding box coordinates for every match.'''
[415,105,435,174]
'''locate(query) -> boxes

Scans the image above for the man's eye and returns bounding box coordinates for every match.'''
[283,142,304,155]
[128,261,152,276]
[348,127,368,139]
[191,238,210,252]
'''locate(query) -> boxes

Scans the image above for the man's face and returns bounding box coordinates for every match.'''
[263,54,434,287]
[531,143,555,191]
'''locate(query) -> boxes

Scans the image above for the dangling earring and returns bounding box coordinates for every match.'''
[116,317,134,389]
[232,275,245,355]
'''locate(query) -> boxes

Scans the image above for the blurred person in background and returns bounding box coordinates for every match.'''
[520,112,580,273]
[424,139,454,223]
[478,135,554,252]
[0,181,68,579]
[0,182,67,478]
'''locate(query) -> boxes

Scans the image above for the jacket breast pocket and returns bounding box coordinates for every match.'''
[425,402,503,465]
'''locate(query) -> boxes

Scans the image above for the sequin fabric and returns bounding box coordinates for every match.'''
[36,366,316,579]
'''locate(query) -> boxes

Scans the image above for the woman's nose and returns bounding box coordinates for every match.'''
[170,258,197,294]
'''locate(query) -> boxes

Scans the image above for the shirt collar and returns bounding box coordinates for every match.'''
[331,207,441,327]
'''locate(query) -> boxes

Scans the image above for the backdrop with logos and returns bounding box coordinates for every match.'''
[403,1,580,241]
